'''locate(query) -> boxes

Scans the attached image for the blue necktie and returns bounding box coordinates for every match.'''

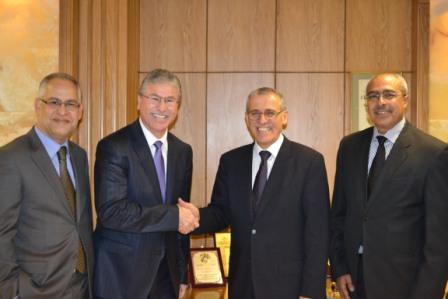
[153,141,166,203]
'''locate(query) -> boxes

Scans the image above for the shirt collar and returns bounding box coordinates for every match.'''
[253,134,284,159]
[34,126,70,159]
[139,118,168,148]
[373,117,406,144]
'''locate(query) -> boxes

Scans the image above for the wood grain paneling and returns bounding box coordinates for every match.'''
[277,74,345,191]
[207,73,274,199]
[276,0,345,72]
[139,0,206,72]
[59,0,79,78]
[411,3,429,131]
[207,0,275,71]
[346,0,412,72]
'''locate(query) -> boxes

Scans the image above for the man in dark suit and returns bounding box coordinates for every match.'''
[0,73,94,298]
[330,73,448,299]
[93,69,198,299]
[182,87,330,299]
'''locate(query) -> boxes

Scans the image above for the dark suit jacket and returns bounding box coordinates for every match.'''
[0,128,94,299]
[93,120,192,299]
[196,137,330,299]
[330,122,448,299]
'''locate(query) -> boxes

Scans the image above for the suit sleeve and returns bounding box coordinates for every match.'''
[329,140,350,280]
[195,156,231,234]
[94,139,179,233]
[410,147,448,299]
[300,153,330,299]
[177,146,193,284]
[0,149,21,298]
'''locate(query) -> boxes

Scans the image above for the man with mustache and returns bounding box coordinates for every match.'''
[0,73,94,298]
[93,69,198,299]
[330,73,448,299]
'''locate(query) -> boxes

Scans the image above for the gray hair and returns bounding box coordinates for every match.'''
[246,87,286,112]
[38,72,82,100]
[367,73,409,96]
[139,69,182,101]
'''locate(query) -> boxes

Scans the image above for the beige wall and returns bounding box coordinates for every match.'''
[0,0,59,146]
[430,0,448,142]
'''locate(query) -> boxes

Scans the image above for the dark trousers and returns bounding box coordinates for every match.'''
[147,257,176,299]
[62,271,89,299]
[355,255,367,299]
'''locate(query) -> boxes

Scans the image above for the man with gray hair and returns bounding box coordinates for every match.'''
[330,73,448,299]
[93,69,197,299]
[181,86,330,299]
[0,72,94,298]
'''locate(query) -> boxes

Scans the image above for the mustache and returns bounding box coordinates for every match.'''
[373,106,393,114]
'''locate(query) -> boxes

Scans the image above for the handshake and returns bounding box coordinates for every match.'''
[177,198,200,234]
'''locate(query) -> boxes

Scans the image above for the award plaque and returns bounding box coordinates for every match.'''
[189,248,225,287]
[214,232,231,277]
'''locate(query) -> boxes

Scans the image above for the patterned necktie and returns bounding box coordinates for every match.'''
[252,150,271,208]
[57,146,86,273]
[367,136,387,197]
[153,141,166,203]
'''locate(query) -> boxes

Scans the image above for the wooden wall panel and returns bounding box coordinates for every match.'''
[277,74,344,191]
[206,73,274,198]
[207,0,275,71]
[411,3,429,131]
[346,0,412,72]
[139,0,206,72]
[276,0,345,72]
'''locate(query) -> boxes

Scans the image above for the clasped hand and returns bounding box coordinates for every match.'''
[177,198,199,234]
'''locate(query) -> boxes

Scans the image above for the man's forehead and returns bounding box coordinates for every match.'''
[367,76,400,91]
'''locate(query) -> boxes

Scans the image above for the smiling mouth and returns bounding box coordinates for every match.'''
[257,127,271,132]
[151,113,168,120]
[374,110,392,115]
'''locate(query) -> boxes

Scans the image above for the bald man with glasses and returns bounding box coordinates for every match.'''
[330,73,448,299]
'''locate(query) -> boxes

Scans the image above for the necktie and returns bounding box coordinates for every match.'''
[367,136,387,197]
[57,146,86,273]
[252,151,271,209]
[153,141,166,203]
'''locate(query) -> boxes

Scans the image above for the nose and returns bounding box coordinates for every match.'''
[157,99,168,111]
[56,103,68,114]
[377,96,387,105]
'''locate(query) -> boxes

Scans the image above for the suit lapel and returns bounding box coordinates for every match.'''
[367,124,411,208]
[235,144,255,221]
[70,144,86,222]
[165,134,177,205]
[130,121,164,203]
[255,138,293,219]
[358,130,372,207]
[28,129,74,217]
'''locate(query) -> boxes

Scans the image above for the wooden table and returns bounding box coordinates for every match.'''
[184,279,343,299]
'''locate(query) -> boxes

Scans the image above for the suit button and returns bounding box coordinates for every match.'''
[252,229,256,235]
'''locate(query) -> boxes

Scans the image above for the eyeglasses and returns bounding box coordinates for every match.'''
[247,109,285,121]
[139,93,179,107]
[39,97,81,111]
[363,91,404,101]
